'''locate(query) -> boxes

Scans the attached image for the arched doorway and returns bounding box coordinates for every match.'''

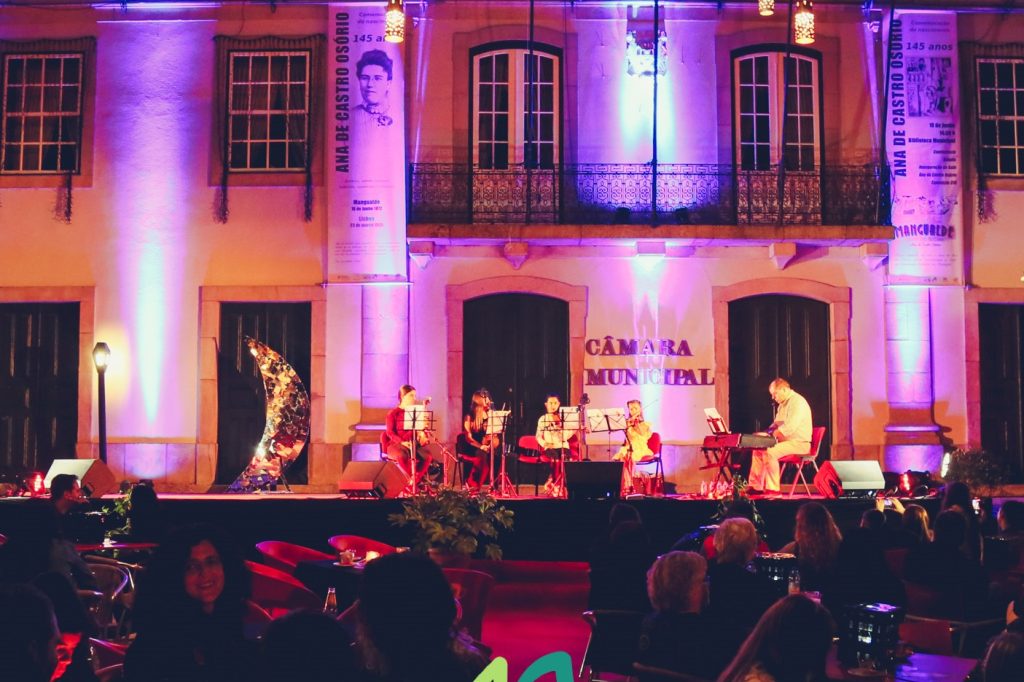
[728,294,832,460]
[462,294,569,450]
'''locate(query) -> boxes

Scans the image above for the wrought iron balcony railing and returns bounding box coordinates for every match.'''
[408,163,891,227]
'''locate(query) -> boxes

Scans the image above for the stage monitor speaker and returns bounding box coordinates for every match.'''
[564,461,622,501]
[814,460,885,499]
[44,459,118,499]
[338,461,407,499]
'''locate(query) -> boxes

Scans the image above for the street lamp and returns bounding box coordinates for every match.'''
[92,342,110,463]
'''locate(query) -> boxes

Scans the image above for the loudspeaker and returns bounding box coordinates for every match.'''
[44,459,118,499]
[338,461,407,499]
[814,460,885,499]
[564,461,623,500]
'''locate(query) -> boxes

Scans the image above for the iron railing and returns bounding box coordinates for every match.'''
[408,163,891,226]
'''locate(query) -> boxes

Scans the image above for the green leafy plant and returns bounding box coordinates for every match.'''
[943,447,1012,491]
[711,474,766,536]
[389,488,514,560]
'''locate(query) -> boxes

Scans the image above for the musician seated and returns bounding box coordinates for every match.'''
[613,399,653,462]
[748,378,812,495]
[536,394,575,493]
[455,390,496,491]
[384,384,441,484]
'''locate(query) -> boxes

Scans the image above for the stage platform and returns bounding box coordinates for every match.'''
[109,492,942,561]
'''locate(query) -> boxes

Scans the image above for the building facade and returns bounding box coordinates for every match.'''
[1,0,1022,492]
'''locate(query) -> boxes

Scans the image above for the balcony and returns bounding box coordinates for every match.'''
[408,163,891,228]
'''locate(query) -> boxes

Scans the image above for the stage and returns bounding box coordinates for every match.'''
[95,492,943,561]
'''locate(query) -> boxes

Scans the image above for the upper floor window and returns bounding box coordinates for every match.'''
[2,52,83,174]
[734,49,821,171]
[977,58,1024,175]
[473,47,560,170]
[227,50,310,172]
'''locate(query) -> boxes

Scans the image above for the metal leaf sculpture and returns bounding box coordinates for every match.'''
[226,336,311,493]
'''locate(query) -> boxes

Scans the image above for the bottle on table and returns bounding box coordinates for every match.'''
[323,586,338,616]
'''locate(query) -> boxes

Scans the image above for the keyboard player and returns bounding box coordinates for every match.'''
[749,378,813,494]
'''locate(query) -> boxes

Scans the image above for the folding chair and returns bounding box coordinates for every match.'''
[580,609,646,682]
[778,426,826,496]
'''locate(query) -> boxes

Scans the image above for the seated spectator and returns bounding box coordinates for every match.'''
[261,610,356,682]
[876,498,918,549]
[691,499,770,560]
[123,482,165,543]
[900,504,933,545]
[32,572,98,682]
[0,498,97,591]
[0,583,64,682]
[706,518,777,630]
[779,502,842,593]
[998,500,1024,539]
[980,631,1024,682]
[979,497,999,537]
[942,481,983,562]
[860,509,885,533]
[50,474,86,518]
[636,551,740,681]
[589,519,655,612]
[355,552,488,682]
[823,527,905,617]
[124,523,257,682]
[904,510,989,615]
[717,594,834,682]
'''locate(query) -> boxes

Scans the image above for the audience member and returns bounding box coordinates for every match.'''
[900,504,933,545]
[941,481,983,562]
[692,499,770,560]
[355,552,488,682]
[717,594,834,682]
[50,474,86,517]
[823,527,905,617]
[904,510,989,616]
[0,497,97,590]
[124,523,256,682]
[707,518,777,629]
[124,482,165,543]
[978,497,999,537]
[636,551,739,681]
[32,571,98,682]
[779,502,842,593]
[0,583,63,682]
[589,519,655,612]
[980,631,1024,682]
[860,509,885,533]
[261,610,356,682]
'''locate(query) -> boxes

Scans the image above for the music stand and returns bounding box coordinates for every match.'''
[485,409,513,496]
[403,406,434,496]
[552,407,581,498]
[586,408,627,457]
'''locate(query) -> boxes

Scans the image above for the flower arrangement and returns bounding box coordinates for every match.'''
[389,488,514,560]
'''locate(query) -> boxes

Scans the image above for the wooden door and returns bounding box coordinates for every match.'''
[728,295,832,459]
[979,304,1024,478]
[216,303,311,485]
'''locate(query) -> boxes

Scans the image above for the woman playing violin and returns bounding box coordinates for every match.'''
[384,385,441,484]
[614,400,653,462]
[455,389,498,490]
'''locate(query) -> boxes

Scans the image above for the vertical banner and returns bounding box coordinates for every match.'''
[327,5,407,282]
[885,11,963,285]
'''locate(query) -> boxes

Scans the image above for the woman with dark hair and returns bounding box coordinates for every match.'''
[981,631,1024,682]
[261,610,356,682]
[901,504,933,545]
[717,594,834,682]
[124,523,255,682]
[779,502,842,593]
[455,389,497,490]
[356,552,488,682]
[125,483,165,543]
[941,481,983,562]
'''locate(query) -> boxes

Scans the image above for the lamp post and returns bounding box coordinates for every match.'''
[92,342,110,463]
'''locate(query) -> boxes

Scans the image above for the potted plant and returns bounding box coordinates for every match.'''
[943,447,1013,495]
[389,488,514,565]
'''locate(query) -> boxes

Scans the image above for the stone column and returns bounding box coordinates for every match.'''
[352,283,409,461]
[883,285,943,472]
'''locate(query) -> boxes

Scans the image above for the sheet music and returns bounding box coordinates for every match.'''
[485,409,511,435]
[402,406,433,431]
[704,407,728,435]
[586,408,627,433]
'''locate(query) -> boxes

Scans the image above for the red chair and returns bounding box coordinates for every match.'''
[631,432,664,496]
[442,568,496,641]
[256,540,333,576]
[884,548,910,579]
[243,599,274,639]
[778,426,827,496]
[902,580,1003,655]
[327,535,397,557]
[96,664,124,682]
[246,560,322,617]
[517,435,549,495]
[89,638,128,669]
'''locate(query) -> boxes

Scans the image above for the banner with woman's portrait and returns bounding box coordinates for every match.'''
[327,4,407,282]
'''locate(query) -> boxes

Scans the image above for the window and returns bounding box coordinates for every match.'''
[227,51,310,172]
[734,50,821,171]
[2,52,83,174]
[977,58,1024,175]
[473,47,559,169]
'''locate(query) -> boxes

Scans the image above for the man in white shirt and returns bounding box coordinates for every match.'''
[748,378,813,494]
